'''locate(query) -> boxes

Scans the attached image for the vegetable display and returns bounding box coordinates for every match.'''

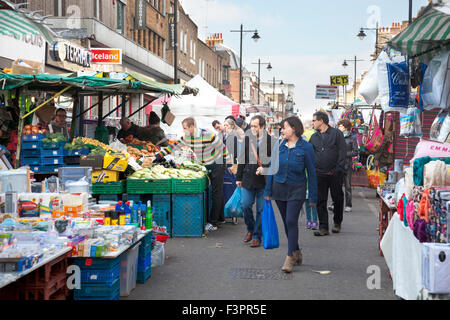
[42,132,66,143]
[128,165,206,180]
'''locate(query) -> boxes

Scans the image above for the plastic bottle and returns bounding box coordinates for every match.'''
[146,200,152,230]
[115,201,123,213]
[141,202,147,231]
[137,201,143,228]
[132,201,138,224]
[123,201,132,225]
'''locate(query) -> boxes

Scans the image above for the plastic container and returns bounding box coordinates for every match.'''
[120,242,140,297]
[151,242,165,267]
[0,167,28,193]
[126,178,172,194]
[42,156,64,165]
[152,194,172,236]
[22,133,44,141]
[58,167,92,190]
[137,252,151,272]
[137,266,151,284]
[20,157,42,166]
[172,176,207,194]
[21,149,41,157]
[172,193,204,238]
[22,141,41,150]
[79,264,120,285]
[42,149,63,157]
[92,181,124,195]
[74,277,120,300]
[65,177,90,194]
[72,257,120,270]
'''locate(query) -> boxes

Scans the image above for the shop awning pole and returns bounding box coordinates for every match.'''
[69,94,79,141]
[15,88,23,169]
[128,99,153,118]
[102,98,129,120]
[20,85,73,120]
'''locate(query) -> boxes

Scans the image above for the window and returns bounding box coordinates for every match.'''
[94,0,101,20]
[117,1,125,34]
[153,32,157,54]
[193,43,196,60]
[180,30,184,52]
[54,0,66,16]
[184,32,187,54]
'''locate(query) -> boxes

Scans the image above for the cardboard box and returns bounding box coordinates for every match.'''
[11,58,44,75]
[103,152,128,172]
[92,170,119,183]
[80,155,104,170]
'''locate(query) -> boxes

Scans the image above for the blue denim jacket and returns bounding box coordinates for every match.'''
[264,138,318,203]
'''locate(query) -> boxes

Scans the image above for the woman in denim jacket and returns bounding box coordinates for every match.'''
[259,116,318,273]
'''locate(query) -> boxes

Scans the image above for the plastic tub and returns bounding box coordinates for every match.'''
[120,242,140,297]
[0,167,28,193]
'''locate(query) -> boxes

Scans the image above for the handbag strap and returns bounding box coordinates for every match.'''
[250,140,266,183]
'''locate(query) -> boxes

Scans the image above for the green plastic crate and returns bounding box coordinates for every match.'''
[92,181,125,195]
[172,176,206,194]
[127,178,172,194]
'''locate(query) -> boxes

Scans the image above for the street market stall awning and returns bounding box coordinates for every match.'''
[387,4,450,63]
[0,0,57,44]
[0,73,197,96]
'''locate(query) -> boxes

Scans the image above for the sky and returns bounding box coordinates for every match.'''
[179,0,429,120]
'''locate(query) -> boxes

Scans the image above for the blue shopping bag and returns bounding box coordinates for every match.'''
[261,200,279,249]
[224,187,244,218]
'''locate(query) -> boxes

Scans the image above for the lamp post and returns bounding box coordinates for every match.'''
[342,56,364,103]
[252,59,271,105]
[230,24,260,104]
[269,77,284,118]
[357,22,379,60]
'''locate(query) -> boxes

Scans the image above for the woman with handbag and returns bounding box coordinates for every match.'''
[260,116,318,273]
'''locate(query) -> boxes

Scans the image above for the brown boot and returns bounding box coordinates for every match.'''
[293,249,302,266]
[281,255,296,273]
[243,232,253,243]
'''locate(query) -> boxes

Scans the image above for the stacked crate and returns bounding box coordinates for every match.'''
[63,146,89,166]
[72,257,121,300]
[137,233,152,284]
[20,134,65,173]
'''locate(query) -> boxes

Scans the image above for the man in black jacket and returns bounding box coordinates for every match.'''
[236,115,274,248]
[309,111,346,236]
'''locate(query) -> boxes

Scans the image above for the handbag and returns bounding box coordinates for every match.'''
[366,169,387,189]
[261,200,279,249]
[363,107,383,154]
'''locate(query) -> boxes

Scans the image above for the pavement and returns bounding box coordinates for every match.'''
[124,187,397,300]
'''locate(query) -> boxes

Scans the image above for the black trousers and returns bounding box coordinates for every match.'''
[206,164,225,224]
[317,172,344,231]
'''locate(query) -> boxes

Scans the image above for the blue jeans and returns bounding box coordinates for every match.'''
[305,200,318,223]
[241,187,265,241]
[275,200,304,256]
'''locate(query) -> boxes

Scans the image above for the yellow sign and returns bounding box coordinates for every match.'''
[330,75,349,86]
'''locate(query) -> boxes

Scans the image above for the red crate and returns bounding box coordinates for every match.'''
[19,272,68,300]
[22,250,70,287]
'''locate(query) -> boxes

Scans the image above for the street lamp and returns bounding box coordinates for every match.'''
[231,24,260,104]
[268,77,284,117]
[252,59,272,105]
[342,56,364,103]
[357,22,379,60]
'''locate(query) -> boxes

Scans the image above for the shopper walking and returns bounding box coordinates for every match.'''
[237,115,275,248]
[309,111,346,236]
[223,119,244,222]
[263,116,317,273]
[337,119,359,213]
[152,117,232,232]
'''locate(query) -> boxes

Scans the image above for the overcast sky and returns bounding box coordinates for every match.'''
[179,0,428,120]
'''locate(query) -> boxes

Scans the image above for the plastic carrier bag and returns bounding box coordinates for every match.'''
[224,187,244,218]
[261,200,279,250]
[378,58,410,112]
[430,109,450,142]
[151,241,165,267]
[400,107,422,138]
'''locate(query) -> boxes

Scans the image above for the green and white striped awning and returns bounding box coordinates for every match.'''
[0,9,55,43]
[387,4,450,63]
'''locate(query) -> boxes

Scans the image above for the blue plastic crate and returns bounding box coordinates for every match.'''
[137,253,151,272]
[42,141,65,150]
[42,156,64,165]
[79,263,120,285]
[22,141,41,150]
[21,149,41,157]
[74,277,120,299]
[138,242,152,257]
[74,290,120,300]
[72,256,120,269]
[22,133,44,142]
[42,149,63,157]
[140,232,153,247]
[20,157,42,166]
[152,194,171,236]
[172,193,204,238]
[137,266,151,284]
[126,194,142,203]
[29,165,42,173]
[63,148,83,156]
[39,165,60,173]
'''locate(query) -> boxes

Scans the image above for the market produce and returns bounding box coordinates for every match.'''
[22,125,46,136]
[127,146,154,160]
[74,137,111,151]
[178,161,207,172]
[146,141,158,153]
[42,132,66,143]
[128,165,206,180]
[64,138,85,150]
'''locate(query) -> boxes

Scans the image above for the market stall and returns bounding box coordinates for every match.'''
[0,71,215,300]
[357,1,450,299]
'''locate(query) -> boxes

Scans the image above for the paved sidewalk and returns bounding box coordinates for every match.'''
[125,187,396,300]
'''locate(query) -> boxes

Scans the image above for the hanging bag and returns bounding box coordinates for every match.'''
[363,108,383,154]
[224,187,244,218]
[261,200,279,249]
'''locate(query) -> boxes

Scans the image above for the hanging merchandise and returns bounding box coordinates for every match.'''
[430,109,450,143]
[422,51,450,110]
[378,58,411,112]
[399,107,423,138]
[363,108,383,154]
[358,51,391,105]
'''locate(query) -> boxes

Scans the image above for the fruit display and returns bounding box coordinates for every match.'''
[146,141,159,153]
[128,165,206,180]
[22,125,46,136]
[74,137,111,151]
[127,146,154,160]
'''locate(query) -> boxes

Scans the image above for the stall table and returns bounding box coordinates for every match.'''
[378,190,397,257]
